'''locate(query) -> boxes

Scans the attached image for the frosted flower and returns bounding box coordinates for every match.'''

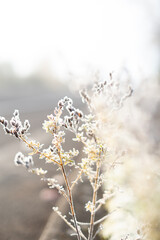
[30,168,47,176]
[85,201,94,212]
[73,132,84,142]
[43,120,55,133]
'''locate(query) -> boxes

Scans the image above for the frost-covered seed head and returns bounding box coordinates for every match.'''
[24,156,34,168]
[76,110,83,118]
[0,116,5,124]
[13,109,19,117]
[58,100,65,109]
[67,106,75,112]
[24,120,30,132]
[4,120,8,127]
[28,156,34,165]
[5,127,11,134]
[24,120,30,127]
[14,152,24,166]
[14,152,34,168]
[10,119,16,127]
[64,96,69,101]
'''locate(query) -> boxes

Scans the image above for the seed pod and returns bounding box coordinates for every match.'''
[21,129,25,135]
[77,111,83,118]
[62,123,68,128]
[14,158,23,166]
[14,131,19,138]
[13,110,19,117]
[0,117,5,124]
[10,120,16,127]
[5,127,11,134]
[4,120,8,127]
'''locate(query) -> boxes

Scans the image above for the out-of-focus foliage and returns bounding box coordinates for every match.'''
[97,78,160,239]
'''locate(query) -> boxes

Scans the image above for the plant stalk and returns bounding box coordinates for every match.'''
[88,159,101,240]
[58,150,81,240]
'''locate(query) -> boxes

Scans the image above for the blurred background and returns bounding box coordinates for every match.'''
[0,0,159,239]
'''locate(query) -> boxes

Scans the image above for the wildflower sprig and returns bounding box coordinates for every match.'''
[0,77,133,240]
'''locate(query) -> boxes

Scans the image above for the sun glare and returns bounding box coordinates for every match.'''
[0,0,159,82]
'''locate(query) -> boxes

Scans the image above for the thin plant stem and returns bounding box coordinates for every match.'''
[71,169,83,191]
[58,149,82,240]
[77,209,117,226]
[21,134,82,240]
[88,159,101,240]
[53,207,87,240]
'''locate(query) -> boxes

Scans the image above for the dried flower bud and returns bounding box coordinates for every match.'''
[10,120,16,127]
[58,100,64,109]
[76,110,83,118]
[4,120,8,127]
[50,146,54,152]
[62,123,68,128]
[5,127,11,134]
[24,156,34,168]
[15,122,20,128]
[0,117,5,125]
[14,131,19,138]
[24,120,30,132]
[67,106,75,112]
[14,152,24,166]
[64,96,69,101]
[21,129,25,134]
[13,109,19,117]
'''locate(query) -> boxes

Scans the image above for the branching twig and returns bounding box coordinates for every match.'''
[53,207,87,240]
[58,149,82,240]
[71,169,83,191]
[77,209,117,227]
[93,224,103,240]
[88,157,101,240]
[20,135,60,166]
[94,193,115,213]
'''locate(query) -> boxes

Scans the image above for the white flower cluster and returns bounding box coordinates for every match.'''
[47,178,66,195]
[42,96,83,135]
[39,146,59,163]
[85,201,94,212]
[61,148,79,166]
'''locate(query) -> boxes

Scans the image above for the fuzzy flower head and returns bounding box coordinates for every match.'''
[30,168,47,176]
[42,114,59,134]
[85,201,94,212]
[14,152,34,168]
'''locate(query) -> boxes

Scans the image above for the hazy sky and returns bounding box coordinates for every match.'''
[0,0,159,83]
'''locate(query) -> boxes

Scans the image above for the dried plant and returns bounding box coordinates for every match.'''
[0,76,134,240]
